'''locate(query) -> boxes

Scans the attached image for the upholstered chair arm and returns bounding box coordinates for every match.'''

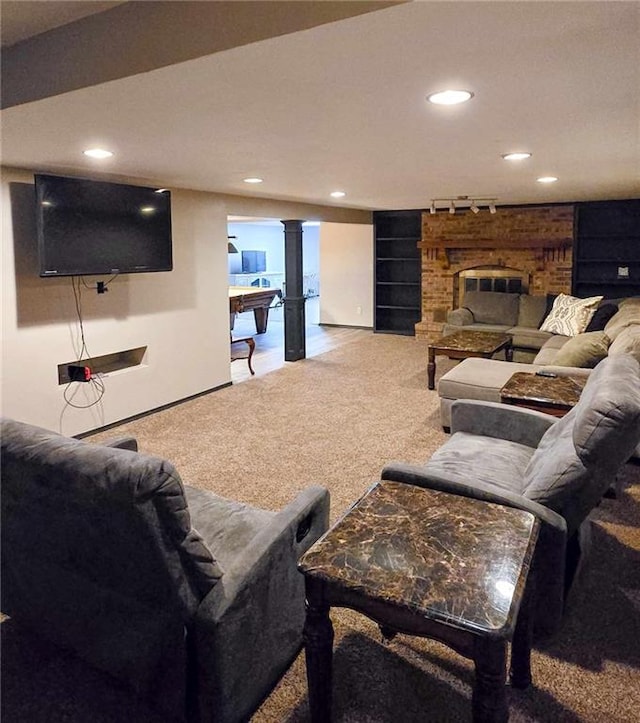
[451,399,557,448]
[99,436,138,451]
[380,464,567,637]
[193,485,330,723]
[446,307,474,326]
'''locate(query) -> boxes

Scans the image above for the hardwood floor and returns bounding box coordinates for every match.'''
[230,299,371,383]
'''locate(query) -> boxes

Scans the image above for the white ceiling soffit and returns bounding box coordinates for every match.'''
[1,1,639,211]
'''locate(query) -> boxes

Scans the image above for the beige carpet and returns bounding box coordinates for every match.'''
[3,332,640,722]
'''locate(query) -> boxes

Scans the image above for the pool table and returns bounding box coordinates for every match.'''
[229,286,282,334]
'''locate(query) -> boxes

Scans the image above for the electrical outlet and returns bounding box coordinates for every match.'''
[356,305,362,315]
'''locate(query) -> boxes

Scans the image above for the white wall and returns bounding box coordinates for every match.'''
[1,169,230,436]
[319,222,373,327]
[1,168,371,436]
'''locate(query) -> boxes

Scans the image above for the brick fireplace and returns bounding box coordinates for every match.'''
[415,205,575,341]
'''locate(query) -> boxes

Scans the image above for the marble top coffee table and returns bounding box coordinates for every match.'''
[298,480,539,723]
[428,330,514,390]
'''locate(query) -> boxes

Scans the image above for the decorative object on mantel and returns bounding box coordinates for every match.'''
[429,195,497,215]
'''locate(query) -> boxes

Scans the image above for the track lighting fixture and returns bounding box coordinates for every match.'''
[429,196,498,215]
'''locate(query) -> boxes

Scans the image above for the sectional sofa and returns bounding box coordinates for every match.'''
[438,294,640,430]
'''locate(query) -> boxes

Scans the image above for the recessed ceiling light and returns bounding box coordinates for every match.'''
[83,148,113,159]
[427,90,474,106]
[243,177,263,184]
[330,190,346,198]
[537,176,558,184]
[502,152,532,161]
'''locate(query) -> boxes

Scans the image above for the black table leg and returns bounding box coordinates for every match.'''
[428,347,436,390]
[472,638,509,723]
[510,573,534,689]
[303,577,334,722]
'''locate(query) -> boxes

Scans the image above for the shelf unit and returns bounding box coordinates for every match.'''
[373,210,422,335]
[573,200,640,299]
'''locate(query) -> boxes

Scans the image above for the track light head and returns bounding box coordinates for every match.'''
[470,201,479,214]
[489,203,497,214]
[430,201,436,215]
[449,201,456,215]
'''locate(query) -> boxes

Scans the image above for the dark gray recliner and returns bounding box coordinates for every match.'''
[1,418,330,722]
[382,354,640,636]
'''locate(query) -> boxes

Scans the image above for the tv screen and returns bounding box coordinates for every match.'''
[241,250,266,273]
[35,174,173,277]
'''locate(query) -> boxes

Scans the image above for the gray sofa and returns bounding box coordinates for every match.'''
[383,355,640,637]
[1,418,330,722]
[444,291,555,362]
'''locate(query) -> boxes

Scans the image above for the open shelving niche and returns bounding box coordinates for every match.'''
[57,346,147,385]
[373,210,422,335]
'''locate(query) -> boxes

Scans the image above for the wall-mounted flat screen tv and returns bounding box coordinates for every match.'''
[35,174,173,277]
[241,250,266,273]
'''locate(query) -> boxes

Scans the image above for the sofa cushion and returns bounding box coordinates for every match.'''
[585,303,619,332]
[508,326,555,351]
[425,431,534,495]
[532,334,571,365]
[438,358,537,402]
[552,331,611,368]
[604,304,640,341]
[463,290,520,326]
[442,322,511,337]
[608,325,640,361]
[619,296,640,308]
[540,294,603,336]
[185,485,275,567]
[517,294,548,328]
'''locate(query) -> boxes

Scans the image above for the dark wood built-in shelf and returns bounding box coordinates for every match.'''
[374,210,422,335]
[573,200,640,299]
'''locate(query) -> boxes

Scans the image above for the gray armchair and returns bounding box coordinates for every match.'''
[1,418,330,722]
[382,354,640,637]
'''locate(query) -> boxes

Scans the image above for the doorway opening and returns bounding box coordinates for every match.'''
[227,216,320,381]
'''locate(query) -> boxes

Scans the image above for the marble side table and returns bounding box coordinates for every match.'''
[500,371,586,417]
[298,481,539,723]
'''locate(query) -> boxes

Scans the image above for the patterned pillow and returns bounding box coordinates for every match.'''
[540,294,603,336]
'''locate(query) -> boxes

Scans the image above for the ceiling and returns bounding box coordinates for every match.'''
[2,1,639,212]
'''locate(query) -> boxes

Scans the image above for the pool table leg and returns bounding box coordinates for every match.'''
[253,308,269,334]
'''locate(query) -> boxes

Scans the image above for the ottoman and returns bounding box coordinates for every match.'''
[438,358,545,430]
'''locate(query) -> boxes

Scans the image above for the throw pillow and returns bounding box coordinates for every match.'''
[608,325,640,362]
[604,304,640,341]
[619,296,640,308]
[540,294,603,336]
[585,303,619,332]
[552,331,611,368]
